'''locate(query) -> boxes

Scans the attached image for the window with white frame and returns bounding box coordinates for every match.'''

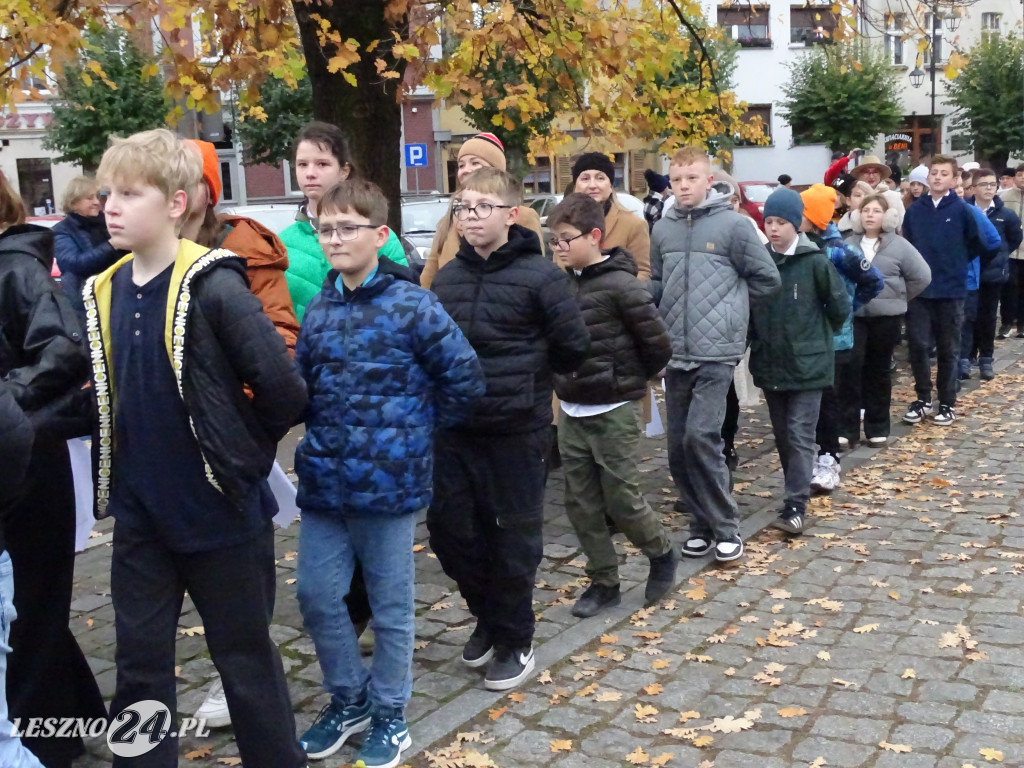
[982,12,1001,41]
[884,13,905,66]
[922,13,944,66]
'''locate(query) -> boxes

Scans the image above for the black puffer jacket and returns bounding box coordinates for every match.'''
[431,224,590,433]
[0,224,89,430]
[0,381,34,550]
[82,242,307,517]
[554,248,671,405]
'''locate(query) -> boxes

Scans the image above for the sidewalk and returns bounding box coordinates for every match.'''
[69,344,1024,767]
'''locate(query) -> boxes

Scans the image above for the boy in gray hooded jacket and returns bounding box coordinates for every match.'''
[651,147,780,562]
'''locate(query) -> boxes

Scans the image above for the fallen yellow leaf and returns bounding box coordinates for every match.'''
[853,623,879,634]
[980,747,1004,761]
[652,659,670,670]
[488,706,506,720]
[508,692,525,703]
[184,747,212,759]
[626,746,650,765]
[643,683,664,695]
[550,739,573,752]
[650,754,674,766]
[902,669,916,679]
[777,706,807,718]
[879,741,912,753]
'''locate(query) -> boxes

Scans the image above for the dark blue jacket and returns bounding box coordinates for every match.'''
[902,192,1001,299]
[966,196,1023,284]
[51,213,120,314]
[295,268,485,518]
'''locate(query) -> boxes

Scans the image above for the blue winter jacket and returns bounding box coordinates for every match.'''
[809,222,884,351]
[902,192,1001,299]
[294,268,485,517]
[51,213,120,315]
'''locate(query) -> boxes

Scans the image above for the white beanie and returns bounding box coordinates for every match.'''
[961,161,981,172]
[908,165,930,188]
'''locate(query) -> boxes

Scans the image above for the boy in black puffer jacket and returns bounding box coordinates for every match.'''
[428,168,590,692]
[548,194,675,619]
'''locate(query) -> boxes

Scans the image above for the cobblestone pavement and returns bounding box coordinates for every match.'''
[69,343,1024,767]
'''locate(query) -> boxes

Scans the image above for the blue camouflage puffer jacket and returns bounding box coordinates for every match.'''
[808,222,884,351]
[295,266,484,517]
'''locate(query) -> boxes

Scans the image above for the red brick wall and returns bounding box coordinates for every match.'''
[246,162,288,199]
[403,100,436,192]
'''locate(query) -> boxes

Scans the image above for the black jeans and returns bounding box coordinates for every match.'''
[999,260,1024,327]
[961,282,1002,360]
[815,350,851,457]
[721,381,740,449]
[427,428,549,649]
[110,524,304,768]
[906,297,964,408]
[839,315,903,440]
[7,440,106,768]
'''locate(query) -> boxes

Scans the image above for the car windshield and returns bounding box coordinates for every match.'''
[401,199,450,233]
[743,184,778,203]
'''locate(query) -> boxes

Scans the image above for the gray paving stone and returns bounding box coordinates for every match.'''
[810,715,891,745]
[897,701,959,725]
[890,723,954,750]
[792,736,876,767]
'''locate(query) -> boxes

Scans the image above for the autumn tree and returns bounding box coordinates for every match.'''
[2,0,785,230]
[780,41,903,152]
[43,26,170,172]
[946,33,1024,171]
[233,74,313,166]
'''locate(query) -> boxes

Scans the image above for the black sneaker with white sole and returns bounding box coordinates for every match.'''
[932,404,955,426]
[461,624,494,669]
[484,646,535,691]
[714,536,744,562]
[902,400,932,424]
[771,506,805,535]
[681,536,714,557]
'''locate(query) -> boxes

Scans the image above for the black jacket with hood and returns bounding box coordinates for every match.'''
[430,223,590,433]
[81,240,307,519]
[554,247,671,405]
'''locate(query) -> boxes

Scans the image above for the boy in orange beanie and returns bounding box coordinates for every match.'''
[799,184,883,492]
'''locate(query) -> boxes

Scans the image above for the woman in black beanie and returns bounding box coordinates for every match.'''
[570,152,650,280]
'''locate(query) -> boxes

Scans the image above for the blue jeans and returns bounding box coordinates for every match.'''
[298,512,416,711]
[0,552,43,768]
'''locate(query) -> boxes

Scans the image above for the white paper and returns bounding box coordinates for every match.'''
[269,461,301,528]
[645,388,665,438]
[69,439,97,552]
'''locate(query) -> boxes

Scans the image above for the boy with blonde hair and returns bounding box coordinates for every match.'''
[84,129,308,768]
[428,168,589,690]
[651,146,780,562]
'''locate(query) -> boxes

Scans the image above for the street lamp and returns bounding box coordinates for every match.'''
[909,2,961,156]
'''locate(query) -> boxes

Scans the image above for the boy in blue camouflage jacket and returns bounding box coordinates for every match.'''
[293,180,485,768]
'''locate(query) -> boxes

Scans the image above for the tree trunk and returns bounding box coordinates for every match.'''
[292,0,408,233]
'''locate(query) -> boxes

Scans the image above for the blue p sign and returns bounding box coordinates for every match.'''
[404,143,428,168]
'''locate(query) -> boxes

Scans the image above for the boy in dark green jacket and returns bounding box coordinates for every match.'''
[749,188,851,535]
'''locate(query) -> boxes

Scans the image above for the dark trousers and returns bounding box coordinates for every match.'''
[722,381,740,449]
[427,428,549,649]
[7,441,105,768]
[999,260,1024,327]
[962,283,1002,360]
[906,297,964,408]
[110,524,304,768]
[815,350,851,457]
[839,315,903,441]
[764,389,822,513]
[959,290,979,360]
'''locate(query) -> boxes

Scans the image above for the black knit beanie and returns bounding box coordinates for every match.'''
[571,152,616,188]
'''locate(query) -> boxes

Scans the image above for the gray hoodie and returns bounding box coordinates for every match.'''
[844,231,931,317]
[650,185,781,366]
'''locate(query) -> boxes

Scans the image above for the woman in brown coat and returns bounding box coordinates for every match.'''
[421,132,544,289]
[570,152,650,280]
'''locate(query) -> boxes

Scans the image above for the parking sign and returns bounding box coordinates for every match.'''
[404,143,428,168]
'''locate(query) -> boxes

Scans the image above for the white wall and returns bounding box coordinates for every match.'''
[0,102,82,213]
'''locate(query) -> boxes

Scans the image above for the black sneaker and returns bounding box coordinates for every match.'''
[484,645,535,691]
[902,400,932,424]
[571,583,621,618]
[461,624,494,669]
[724,447,739,473]
[998,324,1012,339]
[644,546,679,606]
[932,404,956,426]
[681,535,714,557]
[1017,330,1024,339]
[714,536,744,562]
[771,506,805,536]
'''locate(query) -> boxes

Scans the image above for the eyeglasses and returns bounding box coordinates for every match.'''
[547,232,587,250]
[975,182,998,189]
[452,202,513,220]
[317,224,378,242]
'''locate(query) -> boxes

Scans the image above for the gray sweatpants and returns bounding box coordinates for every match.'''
[665,363,739,541]
[763,389,823,514]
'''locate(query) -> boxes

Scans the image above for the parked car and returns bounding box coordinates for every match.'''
[736,181,779,231]
[527,192,645,257]
[218,202,300,234]
[400,196,451,261]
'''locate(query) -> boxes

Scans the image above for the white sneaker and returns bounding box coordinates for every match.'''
[810,454,840,492]
[195,677,232,728]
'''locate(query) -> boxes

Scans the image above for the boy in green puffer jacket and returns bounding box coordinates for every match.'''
[750,188,850,536]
